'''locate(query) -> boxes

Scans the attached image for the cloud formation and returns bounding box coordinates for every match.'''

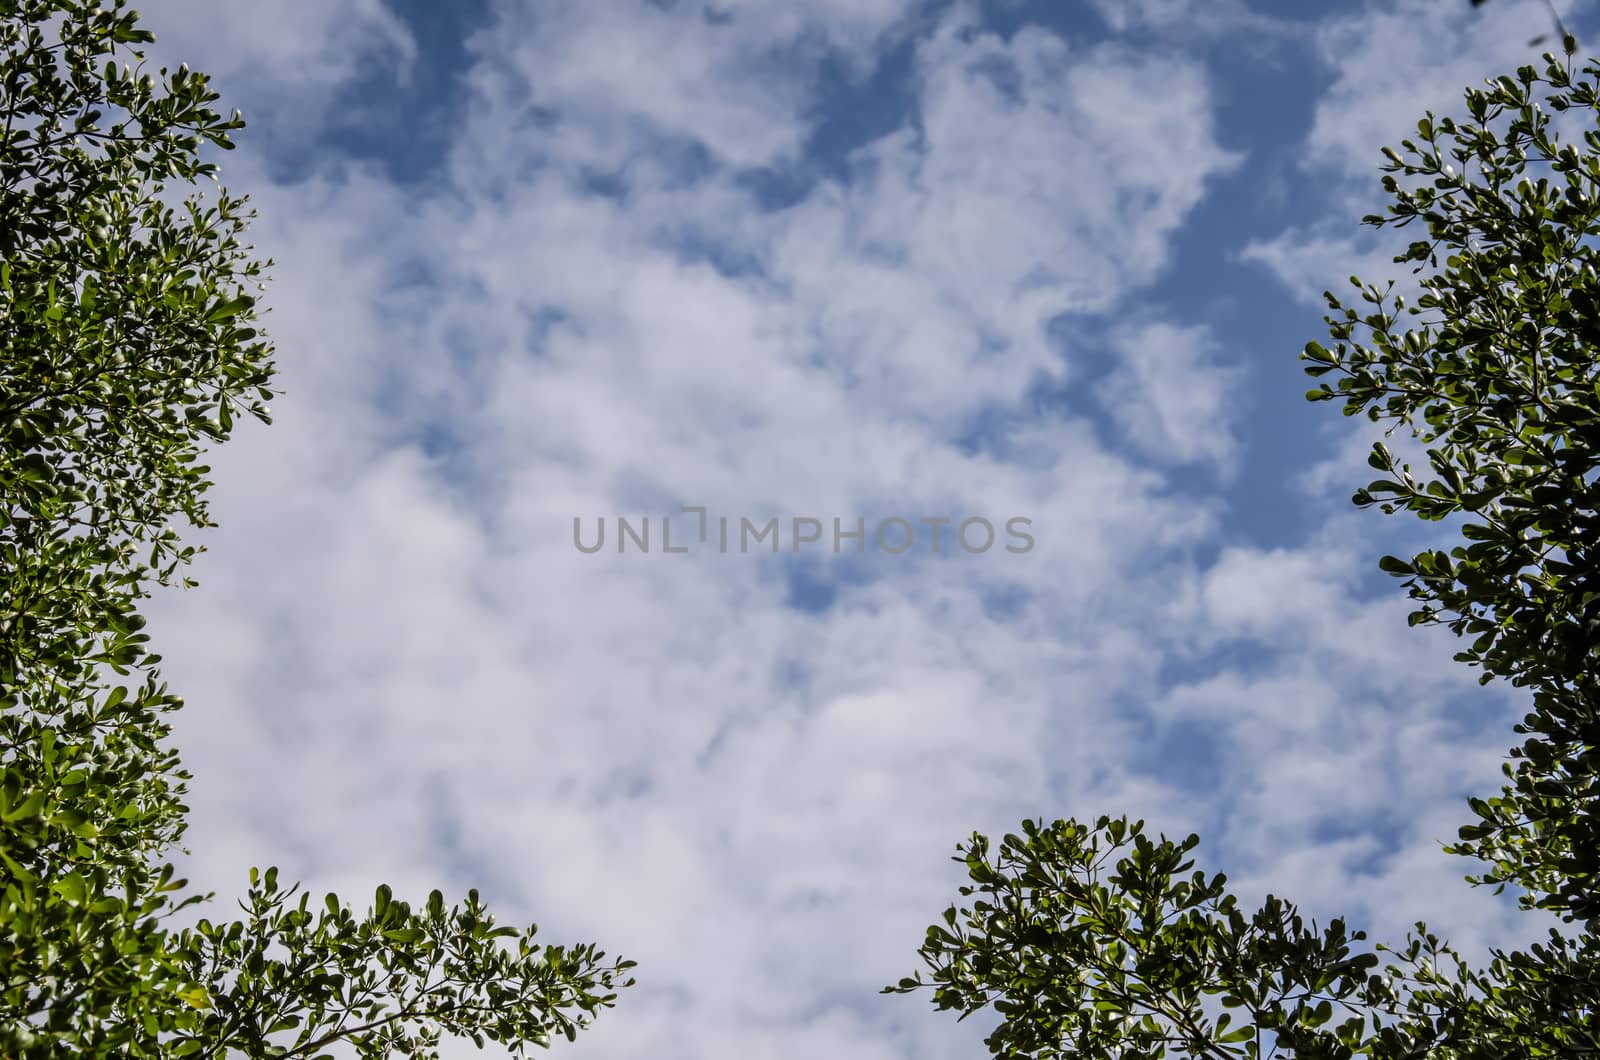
[130,2,1555,1057]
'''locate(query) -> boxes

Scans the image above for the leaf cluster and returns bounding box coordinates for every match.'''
[1,3,634,1056]
[1302,53,1600,925]
[893,49,1600,1060]
[887,817,1381,1059]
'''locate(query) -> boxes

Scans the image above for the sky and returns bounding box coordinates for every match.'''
[128,1,1590,1057]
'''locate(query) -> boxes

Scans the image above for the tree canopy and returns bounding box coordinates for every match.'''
[0,2,633,1055]
[891,49,1600,1060]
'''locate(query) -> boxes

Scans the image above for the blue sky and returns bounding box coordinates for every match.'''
[135,1,1588,1057]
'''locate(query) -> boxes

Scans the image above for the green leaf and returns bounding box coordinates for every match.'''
[53,873,89,906]
[176,986,212,1010]
[1378,554,1414,575]
[205,295,254,322]
[382,928,426,944]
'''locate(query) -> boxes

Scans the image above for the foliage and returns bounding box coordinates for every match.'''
[890,815,1600,1058]
[892,50,1600,1060]
[1304,53,1600,925]
[0,1,633,1056]
[886,818,1383,1058]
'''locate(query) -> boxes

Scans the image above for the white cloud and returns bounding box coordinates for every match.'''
[763,14,1241,425]
[127,3,1556,1059]
[1239,223,1410,307]
[1085,0,1299,41]
[1306,0,1570,182]
[142,0,415,123]
[1246,0,1579,301]
[460,0,920,171]
[1097,321,1240,473]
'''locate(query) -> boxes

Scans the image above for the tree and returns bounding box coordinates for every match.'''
[0,2,633,1056]
[889,50,1600,1059]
